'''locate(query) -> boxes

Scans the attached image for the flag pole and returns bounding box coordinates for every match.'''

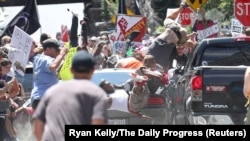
[34,0,42,35]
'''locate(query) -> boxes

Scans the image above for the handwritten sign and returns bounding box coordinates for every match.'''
[8,26,33,76]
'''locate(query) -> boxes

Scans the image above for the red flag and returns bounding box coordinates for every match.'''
[61,25,69,42]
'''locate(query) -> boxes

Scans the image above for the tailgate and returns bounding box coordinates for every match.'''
[202,68,247,113]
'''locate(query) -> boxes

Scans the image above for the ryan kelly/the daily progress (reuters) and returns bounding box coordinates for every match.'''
[68,129,204,138]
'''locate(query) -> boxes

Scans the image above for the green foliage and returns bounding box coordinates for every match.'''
[204,0,233,22]
[154,26,165,34]
[103,0,118,16]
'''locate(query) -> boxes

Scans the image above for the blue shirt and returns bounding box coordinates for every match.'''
[31,54,59,102]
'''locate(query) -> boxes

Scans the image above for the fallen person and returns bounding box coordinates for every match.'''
[99,79,152,120]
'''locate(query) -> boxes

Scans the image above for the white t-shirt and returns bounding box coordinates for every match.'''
[109,89,129,113]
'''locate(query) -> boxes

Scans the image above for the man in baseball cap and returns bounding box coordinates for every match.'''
[42,38,61,52]
[30,38,69,111]
[71,50,96,74]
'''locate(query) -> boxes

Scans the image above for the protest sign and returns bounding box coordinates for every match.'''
[116,15,146,42]
[231,18,243,37]
[8,26,33,76]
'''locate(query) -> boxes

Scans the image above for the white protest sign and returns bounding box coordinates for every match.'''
[231,18,243,37]
[197,22,220,40]
[116,15,146,42]
[8,26,33,76]
[113,41,128,57]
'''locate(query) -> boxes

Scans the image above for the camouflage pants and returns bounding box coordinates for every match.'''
[244,106,250,125]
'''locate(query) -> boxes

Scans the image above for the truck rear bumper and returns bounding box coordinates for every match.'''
[189,113,245,125]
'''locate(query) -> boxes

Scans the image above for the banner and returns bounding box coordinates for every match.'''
[8,26,33,76]
[116,15,146,42]
[0,0,41,38]
[194,20,219,40]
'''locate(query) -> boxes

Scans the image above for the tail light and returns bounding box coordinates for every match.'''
[147,96,165,105]
[235,37,250,42]
[191,75,202,90]
[191,75,202,102]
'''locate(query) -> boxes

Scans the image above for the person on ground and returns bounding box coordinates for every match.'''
[32,50,108,141]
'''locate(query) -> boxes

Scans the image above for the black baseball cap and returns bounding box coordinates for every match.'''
[72,50,96,73]
[42,38,60,51]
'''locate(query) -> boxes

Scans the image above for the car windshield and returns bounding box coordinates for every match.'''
[91,70,133,86]
[202,44,250,66]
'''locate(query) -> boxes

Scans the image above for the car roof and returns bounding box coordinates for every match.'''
[92,68,135,85]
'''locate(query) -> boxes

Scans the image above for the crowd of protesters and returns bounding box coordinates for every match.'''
[2,0,250,140]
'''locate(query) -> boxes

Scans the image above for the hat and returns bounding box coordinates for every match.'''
[72,50,96,72]
[177,28,188,45]
[90,36,97,41]
[42,39,60,51]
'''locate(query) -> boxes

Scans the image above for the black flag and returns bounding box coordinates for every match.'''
[0,0,41,38]
[134,0,141,15]
[118,0,127,14]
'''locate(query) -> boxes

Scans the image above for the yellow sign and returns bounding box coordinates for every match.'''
[186,0,208,11]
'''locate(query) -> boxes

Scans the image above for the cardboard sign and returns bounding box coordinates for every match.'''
[8,26,33,76]
[116,15,146,42]
[231,18,243,37]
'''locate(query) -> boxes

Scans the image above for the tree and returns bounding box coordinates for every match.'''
[204,0,233,22]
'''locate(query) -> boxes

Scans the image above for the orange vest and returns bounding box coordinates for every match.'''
[120,57,143,69]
